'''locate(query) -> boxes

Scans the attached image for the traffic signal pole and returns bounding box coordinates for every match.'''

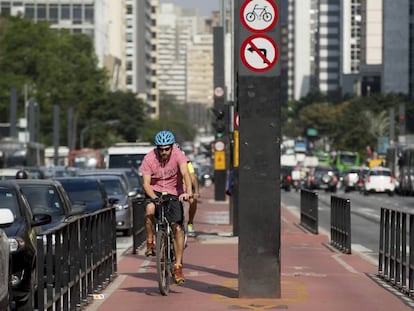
[213,26,227,201]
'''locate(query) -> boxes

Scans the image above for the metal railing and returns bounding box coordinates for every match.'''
[132,198,146,254]
[379,207,414,296]
[35,207,117,311]
[330,196,351,254]
[300,189,319,234]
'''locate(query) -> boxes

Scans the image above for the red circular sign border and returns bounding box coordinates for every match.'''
[240,34,279,73]
[240,0,279,33]
[234,112,239,129]
[214,86,225,98]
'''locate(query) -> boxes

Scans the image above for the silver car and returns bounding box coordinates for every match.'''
[0,209,14,311]
[95,175,135,236]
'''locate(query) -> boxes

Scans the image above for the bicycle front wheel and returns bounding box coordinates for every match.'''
[156,229,170,295]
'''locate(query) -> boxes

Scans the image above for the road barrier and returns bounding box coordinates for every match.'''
[35,207,117,310]
[378,207,414,296]
[132,198,146,254]
[300,189,319,234]
[330,196,351,254]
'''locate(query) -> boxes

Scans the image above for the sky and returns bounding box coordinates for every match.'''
[159,0,220,16]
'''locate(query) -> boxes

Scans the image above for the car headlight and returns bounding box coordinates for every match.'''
[9,237,25,253]
[114,203,129,210]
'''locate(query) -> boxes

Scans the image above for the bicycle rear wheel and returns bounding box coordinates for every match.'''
[156,229,170,295]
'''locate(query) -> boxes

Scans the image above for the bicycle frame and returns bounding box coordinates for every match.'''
[154,193,176,295]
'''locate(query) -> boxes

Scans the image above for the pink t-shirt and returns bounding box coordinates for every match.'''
[140,146,188,196]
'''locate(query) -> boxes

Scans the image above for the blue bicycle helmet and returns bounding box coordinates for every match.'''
[154,130,175,146]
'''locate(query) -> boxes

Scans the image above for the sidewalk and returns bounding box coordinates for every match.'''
[86,185,414,311]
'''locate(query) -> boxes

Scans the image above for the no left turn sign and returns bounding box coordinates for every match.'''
[240,34,279,72]
[240,0,278,33]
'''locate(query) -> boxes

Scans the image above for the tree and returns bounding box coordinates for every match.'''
[0,16,108,146]
[140,91,196,143]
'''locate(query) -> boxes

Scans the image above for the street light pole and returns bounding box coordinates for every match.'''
[80,126,89,149]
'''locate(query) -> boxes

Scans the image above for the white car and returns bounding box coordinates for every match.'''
[363,166,395,196]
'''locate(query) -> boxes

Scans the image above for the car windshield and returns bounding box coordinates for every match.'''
[369,170,391,177]
[101,179,126,196]
[60,180,103,202]
[20,185,65,216]
[121,171,141,189]
[0,189,21,217]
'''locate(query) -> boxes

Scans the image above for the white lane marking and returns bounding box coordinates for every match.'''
[138,258,152,273]
[332,254,358,274]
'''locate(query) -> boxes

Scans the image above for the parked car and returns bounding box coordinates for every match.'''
[363,166,395,196]
[14,179,85,231]
[0,181,51,310]
[79,168,145,198]
[306,166,339,192]
[0,208,14,311]
[55,177,110,214]
[280,166,293,191]
[95,175,135,236]
[40,166,78,179]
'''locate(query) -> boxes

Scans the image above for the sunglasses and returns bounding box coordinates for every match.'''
[157,146,172,152]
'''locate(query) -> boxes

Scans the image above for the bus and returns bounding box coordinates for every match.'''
[314,150,331,166]
[0,137,45,167]
[68,149,104,169]
[45,146,70,167]
[332,151,360,172]
[105,142,154,169]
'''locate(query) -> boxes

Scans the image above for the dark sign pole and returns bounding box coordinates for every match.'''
[213,26,227,201]
[237,0,281,298]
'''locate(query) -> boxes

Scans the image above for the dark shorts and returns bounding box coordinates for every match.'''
[145,191,184,226]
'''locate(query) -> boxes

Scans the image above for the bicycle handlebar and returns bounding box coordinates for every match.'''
[151,194,193,206]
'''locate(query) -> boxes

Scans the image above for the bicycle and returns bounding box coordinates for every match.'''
[152,192,185,295]
[245,4,272,22]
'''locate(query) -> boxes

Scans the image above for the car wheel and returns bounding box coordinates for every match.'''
[388,191,394,197]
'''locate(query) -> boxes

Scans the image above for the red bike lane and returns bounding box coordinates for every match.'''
[86,185,414,311]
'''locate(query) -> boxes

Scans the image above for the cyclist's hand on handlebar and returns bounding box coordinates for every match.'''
[179,193,192,202]
[152,197,162,205]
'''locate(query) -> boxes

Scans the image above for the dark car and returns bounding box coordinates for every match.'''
[95,175,135,236]
[55,177,110,214]
[0,208,14,311]
[280,166,293,191]
[0,181,51,310]
[342,166,369,192]
[14,179,85,231]
[78,168,144,198]
[307,166,339,192]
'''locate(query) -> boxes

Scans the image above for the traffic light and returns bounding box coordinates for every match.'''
[211,107,226,138]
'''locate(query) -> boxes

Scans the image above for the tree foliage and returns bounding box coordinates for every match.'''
[283,92,412,157]
[0,16,186,150]
[140,91,196,144]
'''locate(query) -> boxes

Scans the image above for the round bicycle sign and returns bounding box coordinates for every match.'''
[240,0,278,33]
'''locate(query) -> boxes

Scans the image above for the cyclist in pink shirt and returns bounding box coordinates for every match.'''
[140,130,192,284]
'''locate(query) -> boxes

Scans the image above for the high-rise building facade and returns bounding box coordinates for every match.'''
[157,3,210,105]
[0,0,159,118]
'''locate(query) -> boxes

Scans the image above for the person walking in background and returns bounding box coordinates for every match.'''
[186,160,200,237]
